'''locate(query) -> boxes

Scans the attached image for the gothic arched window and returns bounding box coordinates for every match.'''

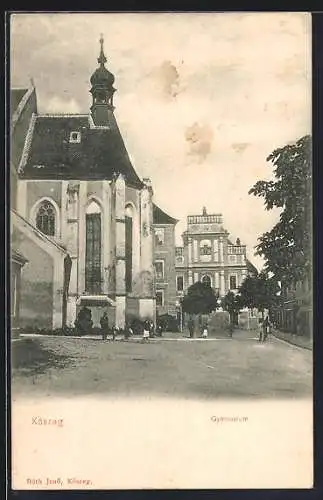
[85,200,102,294]
[125,205,133,293]
[36,201,56,236]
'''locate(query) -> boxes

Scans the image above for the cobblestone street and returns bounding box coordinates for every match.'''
[11,331,312,399]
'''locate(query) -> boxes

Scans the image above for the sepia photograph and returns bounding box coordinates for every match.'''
[9,12,312,489]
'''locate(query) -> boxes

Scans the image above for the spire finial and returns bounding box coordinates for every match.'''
[98,34,107,66]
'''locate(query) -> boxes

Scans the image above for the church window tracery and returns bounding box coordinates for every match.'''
[36,201,56,236]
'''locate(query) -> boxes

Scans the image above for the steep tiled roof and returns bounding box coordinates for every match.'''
[153,204,178,225]
[11,89,28,119]
[19,112,143,188]
[246,259,258,275]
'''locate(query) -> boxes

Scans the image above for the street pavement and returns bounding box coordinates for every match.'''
[11,330,312,399]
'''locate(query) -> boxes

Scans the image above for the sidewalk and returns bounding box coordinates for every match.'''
[271,329,312,350]
[18,330,257,342]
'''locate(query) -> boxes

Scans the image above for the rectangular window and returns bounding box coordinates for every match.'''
[230,275,237,290]
[69,131,81,143]
[154,228,165,246]
[200,244,212,255]
[177,276,184,291]
[156,290,164,307]
[154,260,164,279]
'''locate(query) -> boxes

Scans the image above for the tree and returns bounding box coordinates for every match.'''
[249,135,311,286]
[181,281,219,316]
[238,272,280,317]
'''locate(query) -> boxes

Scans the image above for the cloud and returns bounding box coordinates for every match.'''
[184,122,214,163]
[150,60,181,99]
[231,142,249,154]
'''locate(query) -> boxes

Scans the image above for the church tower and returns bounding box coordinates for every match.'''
[90,35,116,126]
[13,36,157,330]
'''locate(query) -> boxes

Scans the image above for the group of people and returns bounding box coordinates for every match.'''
[77,306,272,342]
[100,312,163,342]
[100,312,134,341]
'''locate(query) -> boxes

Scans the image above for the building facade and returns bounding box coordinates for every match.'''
[11,37,156,329]
[272,275,312,338]
[152,204,178,318]
[175,208,254,303]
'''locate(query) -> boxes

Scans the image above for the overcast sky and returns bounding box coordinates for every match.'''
[10,12,311,269]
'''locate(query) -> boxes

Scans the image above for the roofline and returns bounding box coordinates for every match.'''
[153,203,179,225]
[18,113,37,173]
[187,213,223,217]
[11,209,68,255]
[11,86,36,135]
[153,222,178,226]
[35,113,111,131]
[37,113,90,118]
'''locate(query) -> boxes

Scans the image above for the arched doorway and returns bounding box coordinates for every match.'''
[201,274,212,287]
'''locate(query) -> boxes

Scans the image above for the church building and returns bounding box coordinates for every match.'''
[11,37,157,330]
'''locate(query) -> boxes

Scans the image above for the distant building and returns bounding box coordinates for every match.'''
[273,276,312,338]
[153,204,178,318]
[175,207,256,302]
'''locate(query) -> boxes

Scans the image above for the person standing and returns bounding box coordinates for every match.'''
[187,318,194,338]
[149,320,155,338]
[156,323,163,337]
[112,326,118,341]
[258,317,264,342]
[143,319,150,342]
[202,325,208,339]
[100,312,109,341]
[263,316,271,342]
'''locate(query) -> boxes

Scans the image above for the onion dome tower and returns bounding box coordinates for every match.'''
[90,35,116,126]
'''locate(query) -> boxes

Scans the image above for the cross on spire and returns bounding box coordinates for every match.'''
[98,34,107,66]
